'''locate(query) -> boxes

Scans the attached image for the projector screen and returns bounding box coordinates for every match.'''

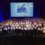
[10,2,33,17]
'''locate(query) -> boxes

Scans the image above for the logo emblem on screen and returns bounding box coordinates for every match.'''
[17,4,27,13]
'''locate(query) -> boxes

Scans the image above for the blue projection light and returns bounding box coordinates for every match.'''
[10,2,33,17]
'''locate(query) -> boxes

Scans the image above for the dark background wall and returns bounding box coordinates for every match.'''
[0,0,45,21]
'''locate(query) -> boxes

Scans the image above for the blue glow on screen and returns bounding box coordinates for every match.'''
[10,2,33,17]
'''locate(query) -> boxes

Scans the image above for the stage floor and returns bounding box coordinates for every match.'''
[0,36,45,45]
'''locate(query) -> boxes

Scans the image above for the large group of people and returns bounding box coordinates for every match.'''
[0,19,45,37]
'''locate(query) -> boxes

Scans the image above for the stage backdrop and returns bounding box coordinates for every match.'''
[0,3,3,22]
[2,0,45,21]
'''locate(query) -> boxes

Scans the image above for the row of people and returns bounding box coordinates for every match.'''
[0,19,45,33]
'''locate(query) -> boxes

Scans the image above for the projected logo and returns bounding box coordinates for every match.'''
[17,4,27,13]
[11,3,33,17]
